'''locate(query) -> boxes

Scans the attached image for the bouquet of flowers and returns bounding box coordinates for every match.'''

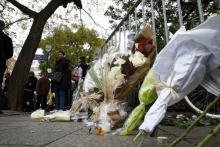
[71,26,156,129]
[93,26,156,127]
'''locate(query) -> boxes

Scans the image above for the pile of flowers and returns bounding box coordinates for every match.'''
[93,26,156,129]
[71,26,156,132]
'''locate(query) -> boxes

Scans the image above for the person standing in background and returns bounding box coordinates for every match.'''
[0,20,13,113]
[3,72,10,94]
[79,56,89,80]
[1,72,10,109]
[53,51,71,110]
[23,71,38,112]
[36,71,50,110]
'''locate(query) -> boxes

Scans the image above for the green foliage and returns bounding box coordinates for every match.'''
[39,25,104,71]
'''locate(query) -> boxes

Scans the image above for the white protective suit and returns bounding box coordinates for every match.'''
[139,15,220,132]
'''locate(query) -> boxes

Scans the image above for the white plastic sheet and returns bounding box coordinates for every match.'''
[139,16,220,132]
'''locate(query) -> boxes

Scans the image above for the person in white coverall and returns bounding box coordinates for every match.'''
[139,15,220,133]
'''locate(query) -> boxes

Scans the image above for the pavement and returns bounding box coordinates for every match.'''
[0,111,219,147]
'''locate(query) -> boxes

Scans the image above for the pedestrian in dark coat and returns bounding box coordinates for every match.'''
[79,56,89,79]
[0,20,13,99]
[23,71,38,111]
[53,51,71,110]
[36,71,50,110]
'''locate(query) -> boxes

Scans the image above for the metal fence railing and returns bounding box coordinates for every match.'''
[92,0,220,118]
[97,0,218,57]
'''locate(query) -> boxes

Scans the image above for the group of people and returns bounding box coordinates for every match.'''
[22,51,89,112]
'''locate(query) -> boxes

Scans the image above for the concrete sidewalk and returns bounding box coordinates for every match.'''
[0,112,219,147]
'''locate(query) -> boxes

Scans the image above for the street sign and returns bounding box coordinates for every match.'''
[34,54,47,61]
[45,44,52,52]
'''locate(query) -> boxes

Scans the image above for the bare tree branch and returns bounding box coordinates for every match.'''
[4,17,31,29]
[6,0,37,18]
[82,8,106,30]
[39,0,65,21]
[0,3,5,13]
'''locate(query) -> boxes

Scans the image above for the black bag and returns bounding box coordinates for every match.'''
[52,71,63,83]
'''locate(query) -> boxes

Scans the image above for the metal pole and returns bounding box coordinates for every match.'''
[118,28,121,52]
[101,47,104,56]
[105,44,107,54]
[115,33,117,48]
[129,15,131,31]
[135,8,138,33]
[151,0,157,52]
[142,0,146,25]
[162,0,169,43]
[102,47,104,56]
[123,24,126,53]
[197,0,204,22]
[105,44,108,53]
[111,37,114,46]
[45,53,48,72]
[177,0,183,26]
[104,45,106,55]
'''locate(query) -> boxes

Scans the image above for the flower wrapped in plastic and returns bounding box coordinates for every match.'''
[113,26,156,100]
[31,109,45,121]
[120,70,157,135]
[71,26,156,128]
[93,26,156,127]
[43,110,71,121]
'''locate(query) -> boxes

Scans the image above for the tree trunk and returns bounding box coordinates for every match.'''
[7,18,46,111]
[5,0,80,111]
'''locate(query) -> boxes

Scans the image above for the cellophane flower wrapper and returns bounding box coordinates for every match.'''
[31,109,45,121]
[90,26,156,127]
[120,70,157,135]
[43,111,71,121]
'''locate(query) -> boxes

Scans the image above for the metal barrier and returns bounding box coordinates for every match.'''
[93,0,220,118]
[98,0,210,57]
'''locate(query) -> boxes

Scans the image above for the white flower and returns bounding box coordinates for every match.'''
[129,51,147,68]
[192,115,197,119]
[114,58,126,65]
[108,66,124,89]
[176,114,185,119]
[108,66,125,89]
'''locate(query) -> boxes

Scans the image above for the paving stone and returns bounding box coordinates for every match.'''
[0,114,219,147]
